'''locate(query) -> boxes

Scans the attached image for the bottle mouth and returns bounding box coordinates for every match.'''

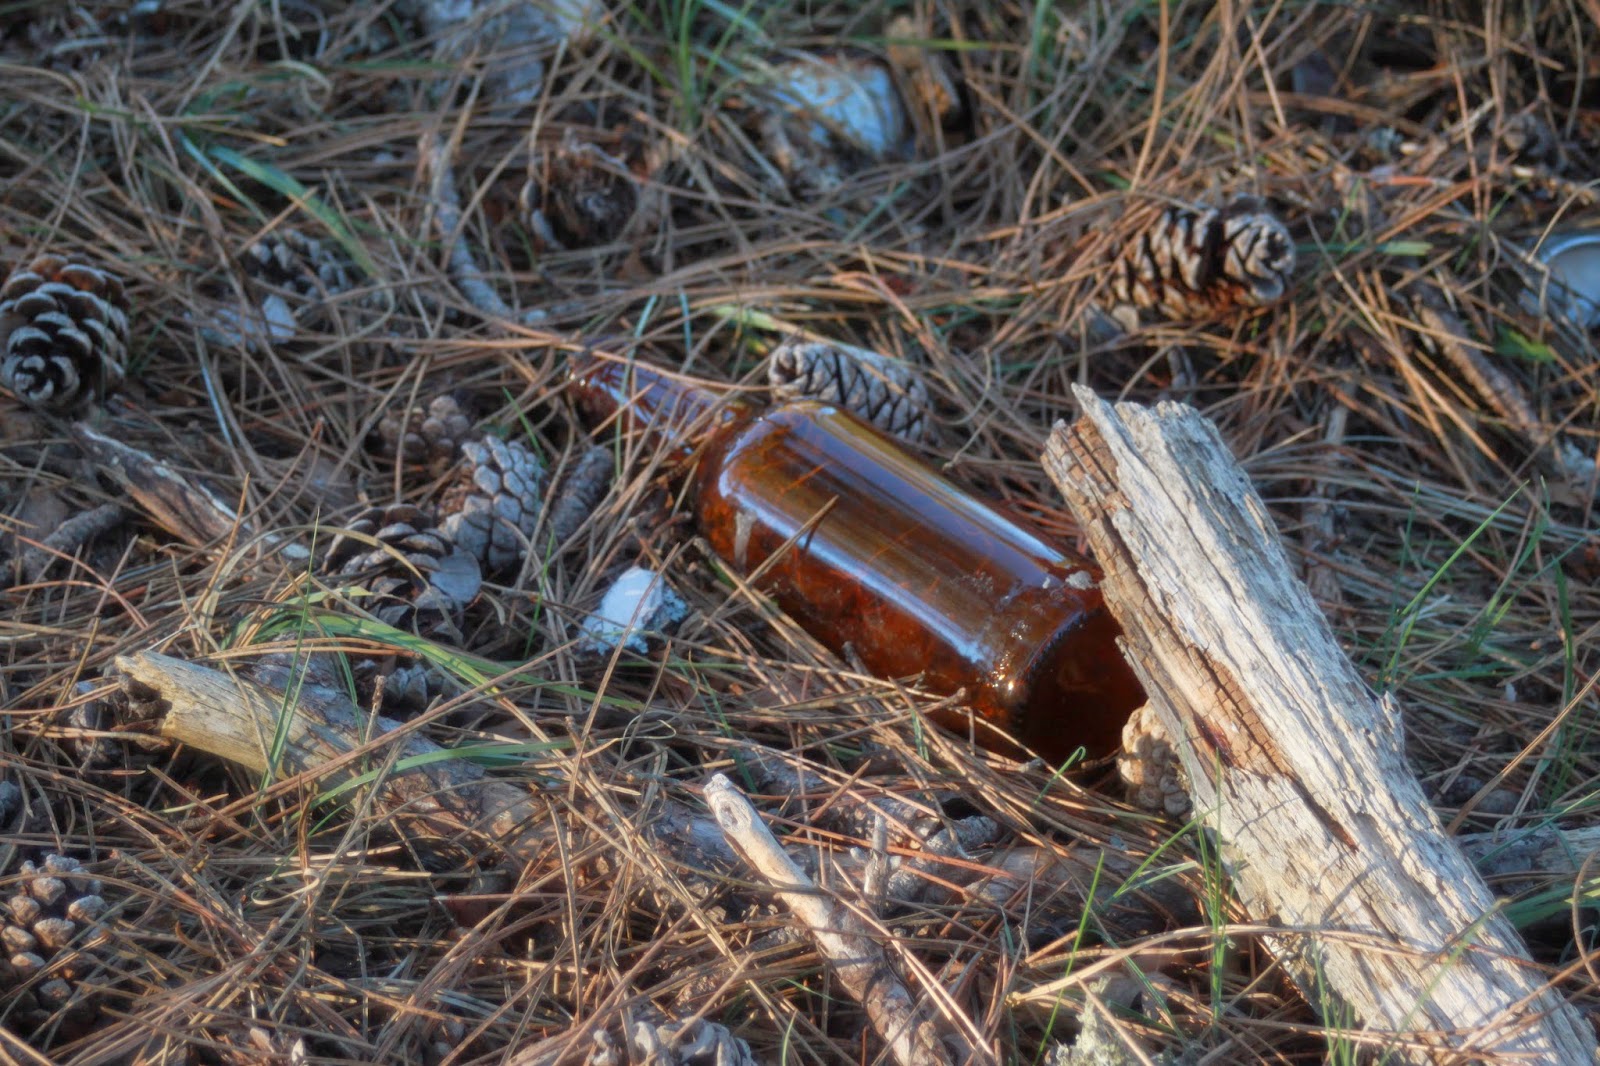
[569,357,755,468]
[1010,605,1140,762]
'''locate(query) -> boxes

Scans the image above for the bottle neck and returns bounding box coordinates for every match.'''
[568,356,755,466]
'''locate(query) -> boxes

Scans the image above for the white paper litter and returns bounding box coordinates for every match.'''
[577,565,687,655]
[400,0,605,107]
[763,56,911,161]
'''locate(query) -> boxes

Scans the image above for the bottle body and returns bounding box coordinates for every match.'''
[693,401,1140,761]
[571,359,1144,763]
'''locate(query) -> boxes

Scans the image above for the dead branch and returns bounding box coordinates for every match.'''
[116,651,554,865]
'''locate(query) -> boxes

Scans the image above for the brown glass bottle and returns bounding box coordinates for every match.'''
[570,358,1145,763]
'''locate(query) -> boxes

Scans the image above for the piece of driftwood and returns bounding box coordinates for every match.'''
[115,651,554,866]
[1042,388,1596,1064]
[74,425,309,563]
[704,773,969,1066]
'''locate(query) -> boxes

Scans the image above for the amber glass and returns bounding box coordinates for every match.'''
[571,358,1145,763]
[569,358,755,463]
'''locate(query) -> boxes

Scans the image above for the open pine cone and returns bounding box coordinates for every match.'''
[375,393,475,471]
[243,228,352,301]
[438,437,548,576]
[0,255,129,412]
[1105,198,1295,324]
[64,681,165,773]
[322,504,481,635]
[242,228,355,331]
[0,854,109,1041]
[521,132,642,250]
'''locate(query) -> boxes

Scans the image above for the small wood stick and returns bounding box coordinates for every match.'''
[18,502,126,583]
[1043,389,1596,1064]
[113,652,743,882]
[116,651,555,865]
[704,773,965,1066]
[73,424,308,562]
[1409,281,1595,490]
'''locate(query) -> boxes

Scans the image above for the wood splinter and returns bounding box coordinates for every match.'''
[704,773,973,1066]
[1043,387,1597,1064]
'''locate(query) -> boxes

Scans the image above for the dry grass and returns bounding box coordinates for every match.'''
[2,0,1599,1061]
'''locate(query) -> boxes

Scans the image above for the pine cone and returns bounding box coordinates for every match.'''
[242,228,354,326]
[64,682,163,772]
[322,504,482,632]
[1105,199,1295,323]
[0,255,129,412]
[438,437,547,576]
[375,661,458,719]
[243,228,352,301]
[1118,703,1189,818]
[521,133,641,250]
[375,393,475,470]
[0,854,109,1041]
[544,444,614,551]
[768,337,932,444]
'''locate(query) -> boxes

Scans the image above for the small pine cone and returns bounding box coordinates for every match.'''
[768,337,932,444]
[376,393,475,470]
[1117,703,1189,818]
[375,661,458,718]
[65,682,158,772]
[544,444,614,550]
[438,437,547,576]
[521,132,641,250]
[0,854,109,1041]
[0,255,129,412]
[322,504,482,631]
[241,228,354,325]
[1105,198,1295,323]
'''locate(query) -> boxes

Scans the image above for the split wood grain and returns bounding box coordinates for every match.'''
[1043,388,1596,1065]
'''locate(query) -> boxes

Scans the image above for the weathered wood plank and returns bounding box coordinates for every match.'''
[1043,388,1596,1064]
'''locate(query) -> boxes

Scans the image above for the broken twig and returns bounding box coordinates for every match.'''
[704,772,969,1066]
